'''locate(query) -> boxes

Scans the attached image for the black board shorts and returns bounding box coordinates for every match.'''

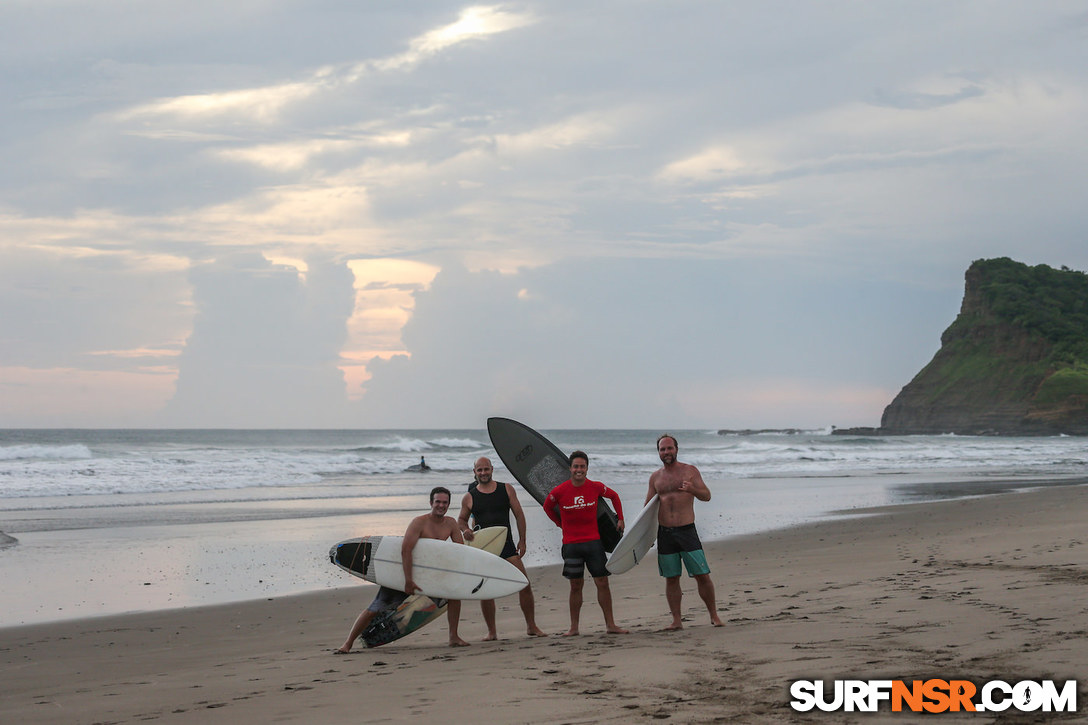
[657,523,704,555]
[499,536,518,560]
[561,540,609,579]
[367,586,408,613]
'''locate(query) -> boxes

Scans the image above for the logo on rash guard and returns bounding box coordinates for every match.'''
[562,495,593,513]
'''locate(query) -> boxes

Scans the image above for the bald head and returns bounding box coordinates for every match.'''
[473,457,494,483]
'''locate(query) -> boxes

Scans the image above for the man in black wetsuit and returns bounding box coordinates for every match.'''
[457,457,547,639]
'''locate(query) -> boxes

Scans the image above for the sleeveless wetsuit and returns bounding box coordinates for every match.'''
[468,482,518,558]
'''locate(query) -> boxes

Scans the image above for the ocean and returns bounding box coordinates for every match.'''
[2,428,1086,626]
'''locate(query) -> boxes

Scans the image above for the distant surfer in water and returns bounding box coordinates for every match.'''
[646,434,723,630]
[336,486,469,652]
[419,456,429,470]
[457,457,548,639]
[543,451,629,636]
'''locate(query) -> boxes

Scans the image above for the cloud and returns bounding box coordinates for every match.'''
[354,257,961,428]
[215,133,412,172]
[114,5,535,127]
[868,84,986,111]
[3,2,1088,427]
[118,81,321,124]
[160,253,355,427]
[374,5,536,72]
[0,243,190,369]
[0,366,175,428]
[0,242,190,426]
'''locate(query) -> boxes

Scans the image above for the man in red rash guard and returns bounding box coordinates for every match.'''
[543,450,629,636]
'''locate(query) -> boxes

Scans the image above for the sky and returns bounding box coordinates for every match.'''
[2,1,1087,430]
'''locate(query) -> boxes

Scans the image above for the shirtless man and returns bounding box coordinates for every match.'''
[336,486,469,652]
[646,434,723,630]
[457,457,547,639]
[543,451,629,636]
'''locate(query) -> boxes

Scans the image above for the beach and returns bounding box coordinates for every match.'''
[2,483,1085,724]
[6,428,1088,628]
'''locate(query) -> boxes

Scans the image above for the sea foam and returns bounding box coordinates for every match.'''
[0,444,93,461]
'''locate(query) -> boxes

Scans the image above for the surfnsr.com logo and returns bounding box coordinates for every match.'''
[789,679,1078,713]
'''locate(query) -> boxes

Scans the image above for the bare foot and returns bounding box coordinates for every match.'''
[562,629,580,637]
[527,627,548,637]
[710,617,724,627]
[334,647,351,654]
[482,633,497,642]
[449,637,471,647]
[606,626,630,634]
[663,623,683,631]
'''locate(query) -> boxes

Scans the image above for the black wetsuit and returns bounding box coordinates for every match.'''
[468,482,518,558]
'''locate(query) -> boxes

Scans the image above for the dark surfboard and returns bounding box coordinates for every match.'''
[486,417,622,552]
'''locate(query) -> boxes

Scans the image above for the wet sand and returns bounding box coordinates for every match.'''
[1,484,1086,723]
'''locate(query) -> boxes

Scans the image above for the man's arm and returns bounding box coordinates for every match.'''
[401,517,423,594]
[645,474,658,505]
[543,488,562,527]
[506,483,529,557]
[456,493,475,541]
[448,517,465,544]
[683,465,711,502]
[603,484,625,533]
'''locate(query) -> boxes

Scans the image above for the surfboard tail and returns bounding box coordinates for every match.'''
[598,504,622,552]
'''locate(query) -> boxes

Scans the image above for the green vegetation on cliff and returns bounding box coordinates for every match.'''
[878,257,1088,435]
[1034,363,1088,406]
[947,257,1088,364]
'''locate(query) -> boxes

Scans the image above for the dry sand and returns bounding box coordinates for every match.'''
[2,485,1086,723]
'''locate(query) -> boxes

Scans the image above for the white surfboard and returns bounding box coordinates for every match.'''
[606,495,660,575]
[361,527,511,647]
[330,534,527,600]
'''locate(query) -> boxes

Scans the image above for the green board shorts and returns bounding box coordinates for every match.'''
[657,523,711,578]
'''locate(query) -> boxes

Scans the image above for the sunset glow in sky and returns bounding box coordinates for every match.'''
[3,2,1087,428]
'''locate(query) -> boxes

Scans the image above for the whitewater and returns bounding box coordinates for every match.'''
[1,428,1086,626]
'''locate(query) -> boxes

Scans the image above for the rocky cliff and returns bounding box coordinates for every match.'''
[876,258,1088,436]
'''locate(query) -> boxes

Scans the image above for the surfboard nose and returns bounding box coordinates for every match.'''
[330,539,374,577]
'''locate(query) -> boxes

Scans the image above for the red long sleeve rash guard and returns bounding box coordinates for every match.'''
[543,479,624,544]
